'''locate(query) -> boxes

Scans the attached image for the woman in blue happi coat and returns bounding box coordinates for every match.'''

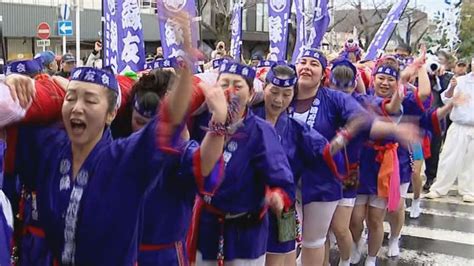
[187,62,295,266]
[0,14,227,266]
[290,48,424,266]
[326,58,450,266]
[251,63,348,266]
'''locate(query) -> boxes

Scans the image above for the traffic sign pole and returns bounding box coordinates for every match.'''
[59,3,70,55]
[63,36,66,55]
[75,0,80,64]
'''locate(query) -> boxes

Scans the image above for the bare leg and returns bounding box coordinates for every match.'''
[266,252,296,266]
[412,160,423,200]
[323,237,330,266]
[349,203,367,264]
[411,160,423,218]
[366,206,386,257]
[331,205,354,263]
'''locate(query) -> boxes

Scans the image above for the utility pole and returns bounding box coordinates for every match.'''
[75,0,81,63]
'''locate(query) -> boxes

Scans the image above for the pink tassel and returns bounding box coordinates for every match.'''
[387,149,401,212]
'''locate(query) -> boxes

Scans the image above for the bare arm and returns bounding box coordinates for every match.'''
[384,85,404,114]
[416,65,431,102]
[198,82,227,176]
[443,77,457,99]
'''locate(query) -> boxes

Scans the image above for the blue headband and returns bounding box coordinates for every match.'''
[394,54,414,70]
[330,59,357,89]
[150,57,179,69]
[133,95,157,118]
[5,59,43,76]
[71,67,119,92]
[265,64,298,88]
[257,60,277,68]
[300,49,328,70]
[219,62,256,80]
[212,58,232,69]
[375,65,399,79]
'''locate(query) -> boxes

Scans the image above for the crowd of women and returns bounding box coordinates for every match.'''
[0,12,465,266]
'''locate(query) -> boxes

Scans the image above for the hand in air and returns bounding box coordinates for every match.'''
[199,82,228,124]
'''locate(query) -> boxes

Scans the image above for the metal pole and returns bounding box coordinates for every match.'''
[63,36,67,54]
[75,0,80,63]
[0,15,5,64]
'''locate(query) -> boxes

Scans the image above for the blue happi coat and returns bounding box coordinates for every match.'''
[17,118,207,265]
[290,87,370,203]
[193,110,294,261]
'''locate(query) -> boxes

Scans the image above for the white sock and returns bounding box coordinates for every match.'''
[350,242,362,264]
[338,258,350,266]
[388,235,400,257]
[364,256,377,266]
[389,234,400,242]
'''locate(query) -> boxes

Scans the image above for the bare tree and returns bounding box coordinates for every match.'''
[347,0,387,49]
[393,7,429,48]
[198,0,257,49]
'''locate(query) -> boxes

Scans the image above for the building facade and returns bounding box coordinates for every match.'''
[0,0,272,61]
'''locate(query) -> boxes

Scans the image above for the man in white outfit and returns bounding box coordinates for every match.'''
[426,57,474,202]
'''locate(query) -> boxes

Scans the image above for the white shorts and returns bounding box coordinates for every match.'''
[355,195,387,209]
[338,197,356,207]
[400,183,410,198]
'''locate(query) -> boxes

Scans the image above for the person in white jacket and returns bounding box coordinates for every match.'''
[86,41,103,69]
[426,57,474,202]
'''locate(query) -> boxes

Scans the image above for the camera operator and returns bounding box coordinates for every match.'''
[423,55,454,191]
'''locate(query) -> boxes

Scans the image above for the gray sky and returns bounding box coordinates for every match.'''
[334,0,451,18]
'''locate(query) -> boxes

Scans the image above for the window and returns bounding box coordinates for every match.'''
[256,0,269,32]
[242,8,247,31]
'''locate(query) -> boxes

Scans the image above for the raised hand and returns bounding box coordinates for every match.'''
[199,82,228,124]
[450,76,457,89]
[4,74,35,108]
[94,41,102,52]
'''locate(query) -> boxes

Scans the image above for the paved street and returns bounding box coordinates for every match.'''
[328,190,474,266]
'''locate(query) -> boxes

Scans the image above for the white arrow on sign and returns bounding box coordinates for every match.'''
[60,23,72,34]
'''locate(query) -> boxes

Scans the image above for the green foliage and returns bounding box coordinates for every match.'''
[458,2,474,57]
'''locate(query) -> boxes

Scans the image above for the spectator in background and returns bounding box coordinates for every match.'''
[437,50,456,71]
[250,54,263,67]
[453,59,468,77]
[56,53,76,78]
[86,41,102,68]
[155,46,163,59]
[426,57,474,202]
[34,50,58,76]
[395,43,412,57]
[423,58,454,191]
[339,39,363,63]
